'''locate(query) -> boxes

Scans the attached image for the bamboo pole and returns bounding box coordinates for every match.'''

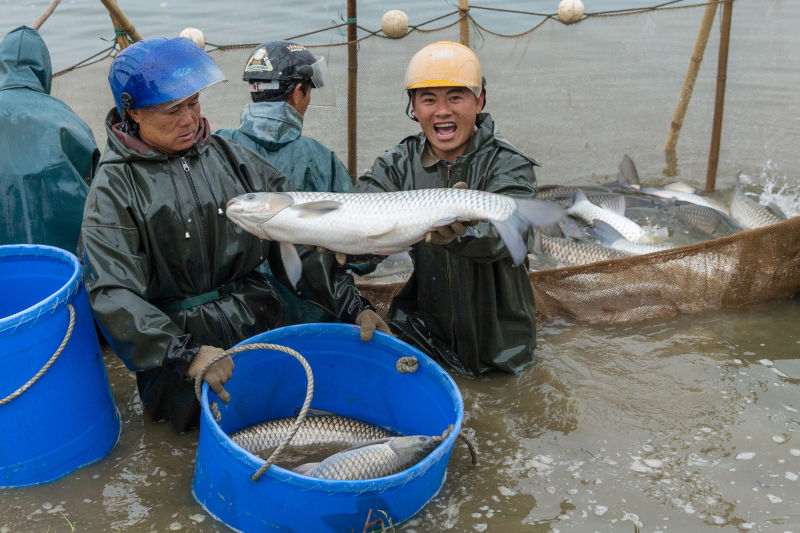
[31,0,61,31]
[98,0,142,41]
[664,0,718,154]
[347,0,357,181]
[106,0,130,50]
[459,0,470,47]
[705,0,733,193]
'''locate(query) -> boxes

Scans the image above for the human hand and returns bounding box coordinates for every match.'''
[302,244,347,265]
[425,182,474,245]
[187,345,234,403]
[355,309,392,342]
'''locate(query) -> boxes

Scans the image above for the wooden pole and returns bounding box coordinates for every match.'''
[98,0,142,41]
[459,0,470,47]
[31,0,61,31]
[107,0,130,50]
[347,0,357,181]
[664,0,718,154]
[705,0,733,193]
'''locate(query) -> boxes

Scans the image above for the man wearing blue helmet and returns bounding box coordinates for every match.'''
[81,37,389,432]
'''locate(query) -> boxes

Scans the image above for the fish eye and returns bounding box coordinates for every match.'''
[246,193,256,200]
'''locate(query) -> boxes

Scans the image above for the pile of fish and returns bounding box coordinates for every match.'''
[527,155,792,269]
[229,409,445,480]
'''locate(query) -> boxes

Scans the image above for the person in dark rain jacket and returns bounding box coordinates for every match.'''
[355,41,540,376]
[0,26,99,253]
[81,37,388,432]
[216,40,355,325]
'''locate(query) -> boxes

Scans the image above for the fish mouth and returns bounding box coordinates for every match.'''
[433,122,457,139]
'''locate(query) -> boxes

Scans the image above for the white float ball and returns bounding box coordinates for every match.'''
[381,10,409,39]
[557,0,584,25]
[179,27,206,48]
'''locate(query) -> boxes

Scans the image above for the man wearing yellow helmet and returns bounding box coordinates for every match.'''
[355,41,540,376]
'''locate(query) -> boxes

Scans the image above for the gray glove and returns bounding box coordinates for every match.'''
[187,345,234,403]
[425,181,473,245]
[355,309,393,342]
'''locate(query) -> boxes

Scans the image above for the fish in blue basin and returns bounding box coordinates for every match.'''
[230,409,396,457]
[293,434,444,480]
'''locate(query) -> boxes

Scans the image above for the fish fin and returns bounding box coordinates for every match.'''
[279,242,302,289]
[293,462,319,476]
[374,246,411,255]
[292,200,343,218]
[766,202,788,219]
[292,407,335,418]
[664,181,696,193]
[617,154,641,189]
[572,188,589,205]
[366,222,400,239]
[599,195,626,216]
[559,216,586,240]
[591,220,623,244]
[532,230,543,254]
[491,198,565,266]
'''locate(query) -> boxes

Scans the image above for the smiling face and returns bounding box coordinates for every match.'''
[128,93,201,153]
[412,86,484,162]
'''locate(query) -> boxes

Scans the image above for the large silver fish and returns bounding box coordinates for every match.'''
[532,231,630,266]
[230,410,395,457]
[293,434,442,480]
[225,189,565,267]
[567,189,649,242]
[730,172,787,229]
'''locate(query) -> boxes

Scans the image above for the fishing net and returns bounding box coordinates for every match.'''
[357,218,800,324]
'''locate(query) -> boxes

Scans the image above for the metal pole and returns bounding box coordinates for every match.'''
[347,0,357,181]
[705,0,733,193]
[459,0,470,47]
[664,0,718,154]
[31,0,61,31]
[98,0,142,41]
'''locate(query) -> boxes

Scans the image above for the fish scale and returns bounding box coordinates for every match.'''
[230,414,394,455]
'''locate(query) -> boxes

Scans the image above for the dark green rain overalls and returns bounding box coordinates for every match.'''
[81,109,371,431]
[0,25,99,253]
[355,113,539,375]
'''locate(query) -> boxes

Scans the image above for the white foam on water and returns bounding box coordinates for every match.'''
[786,472,798,481]
[767,494,783,503]
[759,359,774,366]
[772,435,786,443]
[785,405,798,413]
[791,449,800,456]
[592,505,608,516]
[736,452,756,460]
[771,367,789,378]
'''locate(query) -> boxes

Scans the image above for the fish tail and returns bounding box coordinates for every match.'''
[492,198,564,266]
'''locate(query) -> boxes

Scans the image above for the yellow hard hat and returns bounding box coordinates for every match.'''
[404,41,483,98]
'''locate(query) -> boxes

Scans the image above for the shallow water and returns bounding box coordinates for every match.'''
[1,300,797,532]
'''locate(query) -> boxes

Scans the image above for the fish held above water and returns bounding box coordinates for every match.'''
[229,410,396,457]
[293,434,443,480]
[225,189,565,267]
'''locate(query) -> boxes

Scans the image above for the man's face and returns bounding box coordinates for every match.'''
[412,86,484,162]
[129,94,201,154]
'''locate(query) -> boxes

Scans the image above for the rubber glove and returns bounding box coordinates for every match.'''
[187,345,234,403]
[355,309,392,342]
[425,181,472,245]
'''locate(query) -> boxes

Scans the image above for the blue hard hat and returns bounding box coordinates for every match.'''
[108,37,226,114]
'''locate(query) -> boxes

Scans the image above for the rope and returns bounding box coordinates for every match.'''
[0,304,75,406]
[192,342,315,482]
[396,356,418,373]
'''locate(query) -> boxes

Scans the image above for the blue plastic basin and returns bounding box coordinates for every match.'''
[192,323,463,532]
[0,244,120,487]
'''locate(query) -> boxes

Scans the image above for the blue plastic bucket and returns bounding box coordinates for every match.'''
[0,245,120,487]
[193,323,463,532]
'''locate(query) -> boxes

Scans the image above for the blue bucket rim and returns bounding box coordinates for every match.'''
[0,244,82,333]
[200,323,464,491]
